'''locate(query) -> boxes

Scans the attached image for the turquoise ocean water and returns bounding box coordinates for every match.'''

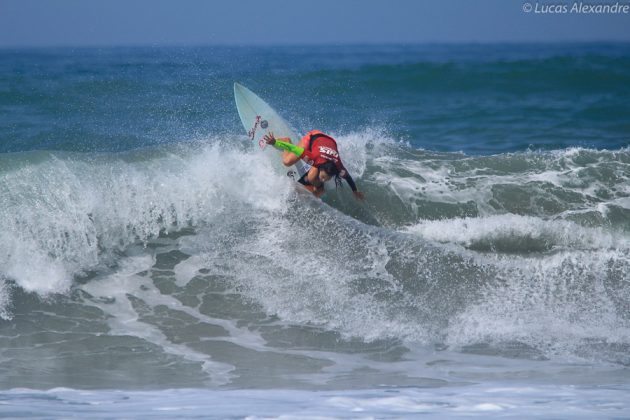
[1,44,629,418]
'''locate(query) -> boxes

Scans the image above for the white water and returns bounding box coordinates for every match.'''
[0,136,629,397]
[2,385,629,419]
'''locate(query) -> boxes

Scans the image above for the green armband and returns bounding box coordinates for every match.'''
[273,140,304,157]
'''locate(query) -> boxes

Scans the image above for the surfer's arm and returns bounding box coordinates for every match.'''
[341,170,365,200]
[263,133,305,157]
[342,172,358,192]
[273,140,304,157]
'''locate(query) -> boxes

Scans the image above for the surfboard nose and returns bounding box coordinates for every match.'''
[234,82,254,98]
[234,82,248,95]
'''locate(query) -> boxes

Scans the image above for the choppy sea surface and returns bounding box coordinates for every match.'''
[1,44,629,418]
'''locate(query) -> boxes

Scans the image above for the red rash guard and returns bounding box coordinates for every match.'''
[299,130,358,191]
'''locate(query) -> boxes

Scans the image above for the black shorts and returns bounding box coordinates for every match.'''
[297,172,310,186]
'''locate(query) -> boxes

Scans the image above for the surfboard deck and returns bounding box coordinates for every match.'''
[233,82,309,180]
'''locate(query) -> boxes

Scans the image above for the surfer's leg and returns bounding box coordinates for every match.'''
[306,166,321,185]
[306,167,325,197]
[281,137,308,166]
[298,170,324,197]
[297,173,309,185]
[312,184,325,197]
[282,152,300,167]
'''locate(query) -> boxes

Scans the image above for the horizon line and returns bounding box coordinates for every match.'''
[2,39,630,50]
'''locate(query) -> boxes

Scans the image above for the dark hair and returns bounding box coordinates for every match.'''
[318,161,339,176]
[318,161,343,188]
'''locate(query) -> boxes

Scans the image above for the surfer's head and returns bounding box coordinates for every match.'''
[318,161,339,183]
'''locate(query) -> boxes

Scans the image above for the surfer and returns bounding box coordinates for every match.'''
[263,130,364,200]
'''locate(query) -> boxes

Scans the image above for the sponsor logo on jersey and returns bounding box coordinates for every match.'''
[318,146,338,158]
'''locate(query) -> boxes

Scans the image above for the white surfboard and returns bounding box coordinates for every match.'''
[233,82,310,180]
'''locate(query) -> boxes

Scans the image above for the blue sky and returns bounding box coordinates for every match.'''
[0,0,629,47]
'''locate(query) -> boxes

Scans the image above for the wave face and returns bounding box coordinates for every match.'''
[0,44,629,389]
[1,134,629,388]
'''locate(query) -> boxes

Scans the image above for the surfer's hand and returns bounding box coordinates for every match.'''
[263,132,276,145]
[353,191,365,201]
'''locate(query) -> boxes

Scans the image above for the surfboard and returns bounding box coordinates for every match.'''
[233,83,378,224]
[233,82,310,180]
